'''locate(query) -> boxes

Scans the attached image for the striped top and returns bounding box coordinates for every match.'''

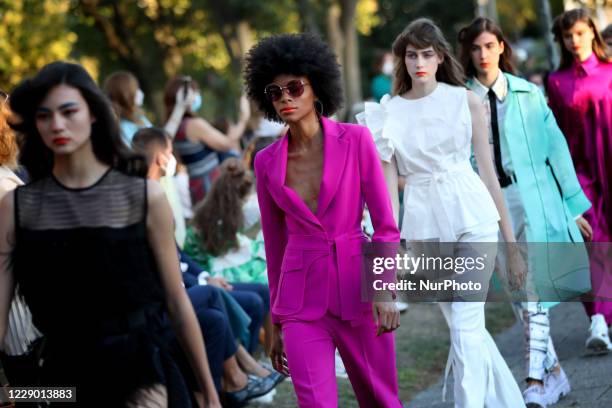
[0,166,42,356]
[173,118,220,203]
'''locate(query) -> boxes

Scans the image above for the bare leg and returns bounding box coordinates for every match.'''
[235,344,271,377]
[222,356,248,392]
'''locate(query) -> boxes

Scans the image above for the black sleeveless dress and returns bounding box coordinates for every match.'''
[12,169,191,407]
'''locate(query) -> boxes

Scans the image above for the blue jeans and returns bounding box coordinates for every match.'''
[230,283,270,353]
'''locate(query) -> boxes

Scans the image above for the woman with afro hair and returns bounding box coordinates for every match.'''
[244,33,403,407]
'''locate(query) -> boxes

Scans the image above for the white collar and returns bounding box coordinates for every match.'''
[473,73,507,102]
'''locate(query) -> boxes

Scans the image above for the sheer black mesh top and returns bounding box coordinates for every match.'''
[12,169,166,337]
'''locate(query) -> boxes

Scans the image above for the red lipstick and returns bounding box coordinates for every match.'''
[415,72,427,77]
[53,137,70,145]
[280,107,296,114]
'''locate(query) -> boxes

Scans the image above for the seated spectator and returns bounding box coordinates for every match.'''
[132,127,283,404]
[184,159,267,285]
[164,76,250,204]
[103,71,192,145]
[133,128,271,354]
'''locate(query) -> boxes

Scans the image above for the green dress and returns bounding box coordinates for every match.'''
[184,227,268,284]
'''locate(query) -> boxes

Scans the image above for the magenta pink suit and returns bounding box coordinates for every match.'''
[548,54,612,323]
[254,116,402,407]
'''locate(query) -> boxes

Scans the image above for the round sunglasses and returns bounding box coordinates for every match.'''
[264,80,310,102]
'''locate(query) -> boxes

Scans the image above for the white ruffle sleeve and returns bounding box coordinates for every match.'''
[355,94,394,162]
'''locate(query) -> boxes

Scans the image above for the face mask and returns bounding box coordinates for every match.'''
[191,93,202,112]
[382,60,394,76]
[162,154,177,177]
[134,89,144,106]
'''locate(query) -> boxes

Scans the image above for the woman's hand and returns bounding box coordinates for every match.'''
[373,301,400,336]
[176,86,196,110]
[206,276,233,291]
[269,324,290,376]
[576,216,593,242]
[507,245,526,291]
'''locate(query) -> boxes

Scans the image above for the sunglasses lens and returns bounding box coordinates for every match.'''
[265,85,282,101]
[286,81,305,97]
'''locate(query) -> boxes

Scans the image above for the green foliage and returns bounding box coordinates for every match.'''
[0,0,76,91]
[359,0,475,99]
[1,0,567,118]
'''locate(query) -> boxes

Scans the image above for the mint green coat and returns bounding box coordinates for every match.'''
[468,73,592,307]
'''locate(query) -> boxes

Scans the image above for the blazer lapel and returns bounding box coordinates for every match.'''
[265,135,323,228]
[317,117,349,217]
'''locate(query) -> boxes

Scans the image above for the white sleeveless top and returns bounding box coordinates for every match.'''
[357,83,500,241]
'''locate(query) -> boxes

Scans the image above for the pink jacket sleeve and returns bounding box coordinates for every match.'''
[254,153,287,324]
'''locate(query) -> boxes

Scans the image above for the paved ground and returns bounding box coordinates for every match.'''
[409,302,612,408]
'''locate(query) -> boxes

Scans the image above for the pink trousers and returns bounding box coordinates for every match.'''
[281,312,402,408]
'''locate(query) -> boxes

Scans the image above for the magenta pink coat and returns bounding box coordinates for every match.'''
[254,116,400,324]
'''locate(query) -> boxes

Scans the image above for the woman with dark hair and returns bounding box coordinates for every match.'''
[358,18,525,407]
[0,62,220,407]
[548,8,612,354]
[459,16,592,407]
[103,71,191,146]
[164,76,250,204]
[244,33,402,407]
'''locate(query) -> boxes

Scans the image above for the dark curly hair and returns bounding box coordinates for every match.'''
[244,33,344,123]
[191,158,254,257]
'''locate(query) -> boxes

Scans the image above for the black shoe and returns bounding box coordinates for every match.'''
[223,374,277,407]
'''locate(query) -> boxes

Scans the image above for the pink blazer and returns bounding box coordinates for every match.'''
[254,116,400,324]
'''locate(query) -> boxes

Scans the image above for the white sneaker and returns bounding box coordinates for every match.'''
[523,383,548,408]
[396,301,409,313]
[585,314,612,354]
[543,367,570,405]
[251,388,276,404]
[335,350,348,379]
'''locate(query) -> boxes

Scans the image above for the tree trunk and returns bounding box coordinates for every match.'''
[297,0,321,34]
[339,0,361,121]
[475,0,498,21]
[327,3,344,67]
[536,0,560,71]
[236,21,254,66]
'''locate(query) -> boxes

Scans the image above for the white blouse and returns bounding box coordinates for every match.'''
[357,83,500,241]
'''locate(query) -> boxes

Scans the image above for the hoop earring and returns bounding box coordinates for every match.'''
[314,100,324,117]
